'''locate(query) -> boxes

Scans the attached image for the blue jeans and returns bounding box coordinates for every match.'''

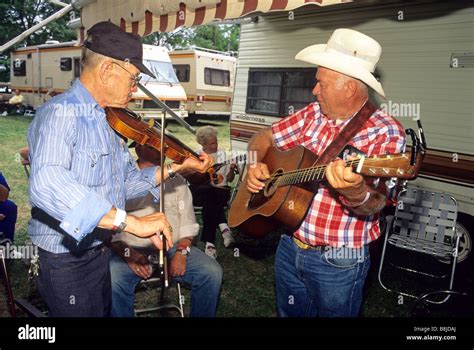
[275,235,370,317]
[36,245,111,317]
[0,199,17,242]
[110,246,223,317]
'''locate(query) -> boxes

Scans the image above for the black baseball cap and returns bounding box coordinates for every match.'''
[83,21,156,79]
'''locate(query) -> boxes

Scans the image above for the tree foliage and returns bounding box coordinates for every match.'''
[143,24,240,53]
[0,0,78,81]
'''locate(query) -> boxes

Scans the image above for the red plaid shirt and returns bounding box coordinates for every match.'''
[271,101,405,248]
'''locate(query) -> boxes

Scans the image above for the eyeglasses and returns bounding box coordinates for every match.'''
[111,62,142,87]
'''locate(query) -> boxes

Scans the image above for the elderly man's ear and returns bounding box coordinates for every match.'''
[345,80,359,98]
[98,61,113,85]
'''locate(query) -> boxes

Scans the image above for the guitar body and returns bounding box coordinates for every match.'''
[228,141,425,238]
[229,146,319,238]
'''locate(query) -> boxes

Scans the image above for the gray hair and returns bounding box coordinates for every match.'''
[335,74,368,96]
[196,126,217,146]
[81,46,121,72]
[81,47,105,71]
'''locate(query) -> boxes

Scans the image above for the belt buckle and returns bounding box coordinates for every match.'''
[293,237,327,252]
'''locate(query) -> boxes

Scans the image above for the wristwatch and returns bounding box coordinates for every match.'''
[177,246,191,257]
[167,163,176,178]
[112,208,127,233]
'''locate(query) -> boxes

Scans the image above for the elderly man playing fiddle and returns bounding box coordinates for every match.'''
[27,21,211,317]
[247,29,406,317]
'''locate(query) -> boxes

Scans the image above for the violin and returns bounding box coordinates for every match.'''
[105,107,211,184]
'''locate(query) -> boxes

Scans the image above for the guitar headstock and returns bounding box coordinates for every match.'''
[355,152,423,179]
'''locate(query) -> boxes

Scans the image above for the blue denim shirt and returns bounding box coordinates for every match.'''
[27,79,160,253]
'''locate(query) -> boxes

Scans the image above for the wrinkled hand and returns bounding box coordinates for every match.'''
[169,253,187,277]
[125,252,152,279]
[128,212,173,250]
[246,162,270,193]
[179,152,213,174]
[325,159,367,202]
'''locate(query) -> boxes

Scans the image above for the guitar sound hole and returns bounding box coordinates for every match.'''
[263,169,283,197]
[248,191,269,210]
[247,169,283,210]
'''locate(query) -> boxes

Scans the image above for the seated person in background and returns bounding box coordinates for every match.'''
[1,90,24,116]
[109,143,223,317]
[190,126,236,259]
[0,171,18,243]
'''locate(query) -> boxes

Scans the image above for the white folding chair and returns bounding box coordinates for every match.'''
[378,188,461,304]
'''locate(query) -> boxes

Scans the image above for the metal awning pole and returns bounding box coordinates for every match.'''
[0,4,73,53]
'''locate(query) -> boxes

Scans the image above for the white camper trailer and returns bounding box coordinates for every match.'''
[170,48,236,119]
[229,1,474,256]
[10,42,187,119]
[11,41,81,108]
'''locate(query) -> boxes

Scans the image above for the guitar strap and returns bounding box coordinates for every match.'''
[314,100,378,166]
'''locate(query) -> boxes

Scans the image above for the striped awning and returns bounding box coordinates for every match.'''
[80,0,350,37]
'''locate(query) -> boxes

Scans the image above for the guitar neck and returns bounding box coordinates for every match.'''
[274,161,354,187]
[272,152,417,188]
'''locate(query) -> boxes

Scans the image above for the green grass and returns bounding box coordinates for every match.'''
[0,116,31,242]
[2,115,469,318]
[0,115,34,317]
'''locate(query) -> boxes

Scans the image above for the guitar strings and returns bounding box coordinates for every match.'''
[267,155,411,186]
[271,155,410,179]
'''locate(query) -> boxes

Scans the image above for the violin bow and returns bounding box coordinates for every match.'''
[138,82,196,135]
[159,109,169,288]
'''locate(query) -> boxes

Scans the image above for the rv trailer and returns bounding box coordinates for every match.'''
[170,48,236,120]
[10,42,188,119]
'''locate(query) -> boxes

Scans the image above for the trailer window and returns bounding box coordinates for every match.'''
[246,68,316,117]
[205,68,230,86]
[13,59,26,76]
[60,57,72,71]
[173,64,190,82]
[74,58,81,78]
[142,59,179,84]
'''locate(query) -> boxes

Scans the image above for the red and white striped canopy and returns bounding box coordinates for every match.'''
[81,0,350,37]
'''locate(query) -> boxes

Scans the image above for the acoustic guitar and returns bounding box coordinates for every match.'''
[228,145,424,238]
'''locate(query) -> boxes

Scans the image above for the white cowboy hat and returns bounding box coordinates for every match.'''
[295,28,385,98]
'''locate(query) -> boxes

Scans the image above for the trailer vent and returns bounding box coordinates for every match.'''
[450,52,474,68]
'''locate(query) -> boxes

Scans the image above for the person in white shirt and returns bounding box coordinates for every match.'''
[191,126,236,258]
[109,143,223,317]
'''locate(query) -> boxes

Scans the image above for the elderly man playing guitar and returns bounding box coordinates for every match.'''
[244,29,406,317]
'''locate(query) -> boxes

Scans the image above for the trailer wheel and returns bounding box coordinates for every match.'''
[437,214,472,264]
